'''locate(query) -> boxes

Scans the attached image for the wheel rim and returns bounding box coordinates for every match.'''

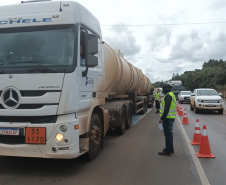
[90,124,101,148]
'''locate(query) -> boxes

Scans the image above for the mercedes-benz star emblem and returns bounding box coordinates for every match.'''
[1,88,20,109]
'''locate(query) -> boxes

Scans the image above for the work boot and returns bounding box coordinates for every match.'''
[171,151,174,154]
[158,151,171,156]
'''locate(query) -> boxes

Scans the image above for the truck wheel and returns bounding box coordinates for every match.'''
[87,114,102,160]
[126,105,132,129]
[116,106,126,135]
[218,109,223,114]
[190,103,194,111]
[194,104,199,114]
[141,99,147,114]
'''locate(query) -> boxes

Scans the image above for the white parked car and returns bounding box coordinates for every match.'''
[178,91,192,103]
[190,88,224,114]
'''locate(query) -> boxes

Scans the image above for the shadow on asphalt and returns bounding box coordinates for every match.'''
[0,130,124,178]
[195,111,221,115]
[0,155,89,177]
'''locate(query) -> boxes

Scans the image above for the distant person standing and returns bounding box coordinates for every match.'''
[158,84,176,156]
[155,89,161,113]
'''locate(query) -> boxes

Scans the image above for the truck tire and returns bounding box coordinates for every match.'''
[116,106,126,135]
[126,104,132,129]
[87,114,102,160]
[190,103,194,111]
[218,109,223,114]
[141,99,147,114]
[194,104,199,114]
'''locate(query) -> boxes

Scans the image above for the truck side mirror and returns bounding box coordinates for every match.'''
[82,33,98,77]
[191,93,195,96]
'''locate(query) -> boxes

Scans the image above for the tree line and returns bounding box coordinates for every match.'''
[152,59,226,92]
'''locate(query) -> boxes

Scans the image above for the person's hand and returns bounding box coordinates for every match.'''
[159,119,163,123]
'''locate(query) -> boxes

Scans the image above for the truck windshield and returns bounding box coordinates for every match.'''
[172,85,183,91]
[0,25,74,68]
[197,90,219,96]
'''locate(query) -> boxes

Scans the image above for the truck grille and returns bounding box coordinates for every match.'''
[0,135,25,144]
[0,104,58,109]
[20,90,61,97]
[0,115,57,123]
[0,90,61,97]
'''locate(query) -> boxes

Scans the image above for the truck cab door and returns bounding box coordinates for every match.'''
[78,26,104,110]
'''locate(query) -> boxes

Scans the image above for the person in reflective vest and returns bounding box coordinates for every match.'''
[155,89,161,113]
[158,84,176,156]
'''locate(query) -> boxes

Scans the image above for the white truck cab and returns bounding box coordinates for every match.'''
[0,0,106,159]
[190,88,224,114]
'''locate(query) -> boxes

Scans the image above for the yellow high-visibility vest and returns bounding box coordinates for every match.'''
[159,92,176,119]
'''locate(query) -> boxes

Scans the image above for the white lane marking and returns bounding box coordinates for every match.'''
[131,108,152,126]
[176,115,210,185]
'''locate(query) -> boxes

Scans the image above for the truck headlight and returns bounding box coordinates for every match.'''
[56,133,64,141]
[60,125,67,132]
[197,99,202,102]
[219,99,223,103]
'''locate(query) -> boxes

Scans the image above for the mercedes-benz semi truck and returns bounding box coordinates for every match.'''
[0,0,154,159]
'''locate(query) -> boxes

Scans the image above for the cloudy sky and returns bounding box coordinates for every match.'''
[1,0,226,82]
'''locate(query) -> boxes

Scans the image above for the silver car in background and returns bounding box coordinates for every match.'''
[178,91,192,103]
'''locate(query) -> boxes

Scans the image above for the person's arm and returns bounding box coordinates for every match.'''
[160,94,172,120]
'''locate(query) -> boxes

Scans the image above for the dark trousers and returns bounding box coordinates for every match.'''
[163,118,175,153]
[155,100,160,113]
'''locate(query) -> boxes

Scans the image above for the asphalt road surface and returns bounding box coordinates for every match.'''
[0,108,209,185]
[179,103,226,185]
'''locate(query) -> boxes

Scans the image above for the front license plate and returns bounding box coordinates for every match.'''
[0,128,19,136]
[25,127,46,144]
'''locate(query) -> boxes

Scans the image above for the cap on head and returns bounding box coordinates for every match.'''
[162,84,172,91]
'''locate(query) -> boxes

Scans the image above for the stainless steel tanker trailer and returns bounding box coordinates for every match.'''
[0,0,154,159]
[102,43,154,135]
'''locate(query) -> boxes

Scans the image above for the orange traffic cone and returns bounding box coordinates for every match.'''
[178,105,183,116]
[177,104,180,114]
[181,108,189,124]
[196,125,215,158]
[191,119,201,145]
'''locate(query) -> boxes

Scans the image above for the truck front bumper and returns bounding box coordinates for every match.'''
[0,114,82,159]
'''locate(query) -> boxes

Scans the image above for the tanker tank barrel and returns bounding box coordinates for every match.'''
[103,43,152,97]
